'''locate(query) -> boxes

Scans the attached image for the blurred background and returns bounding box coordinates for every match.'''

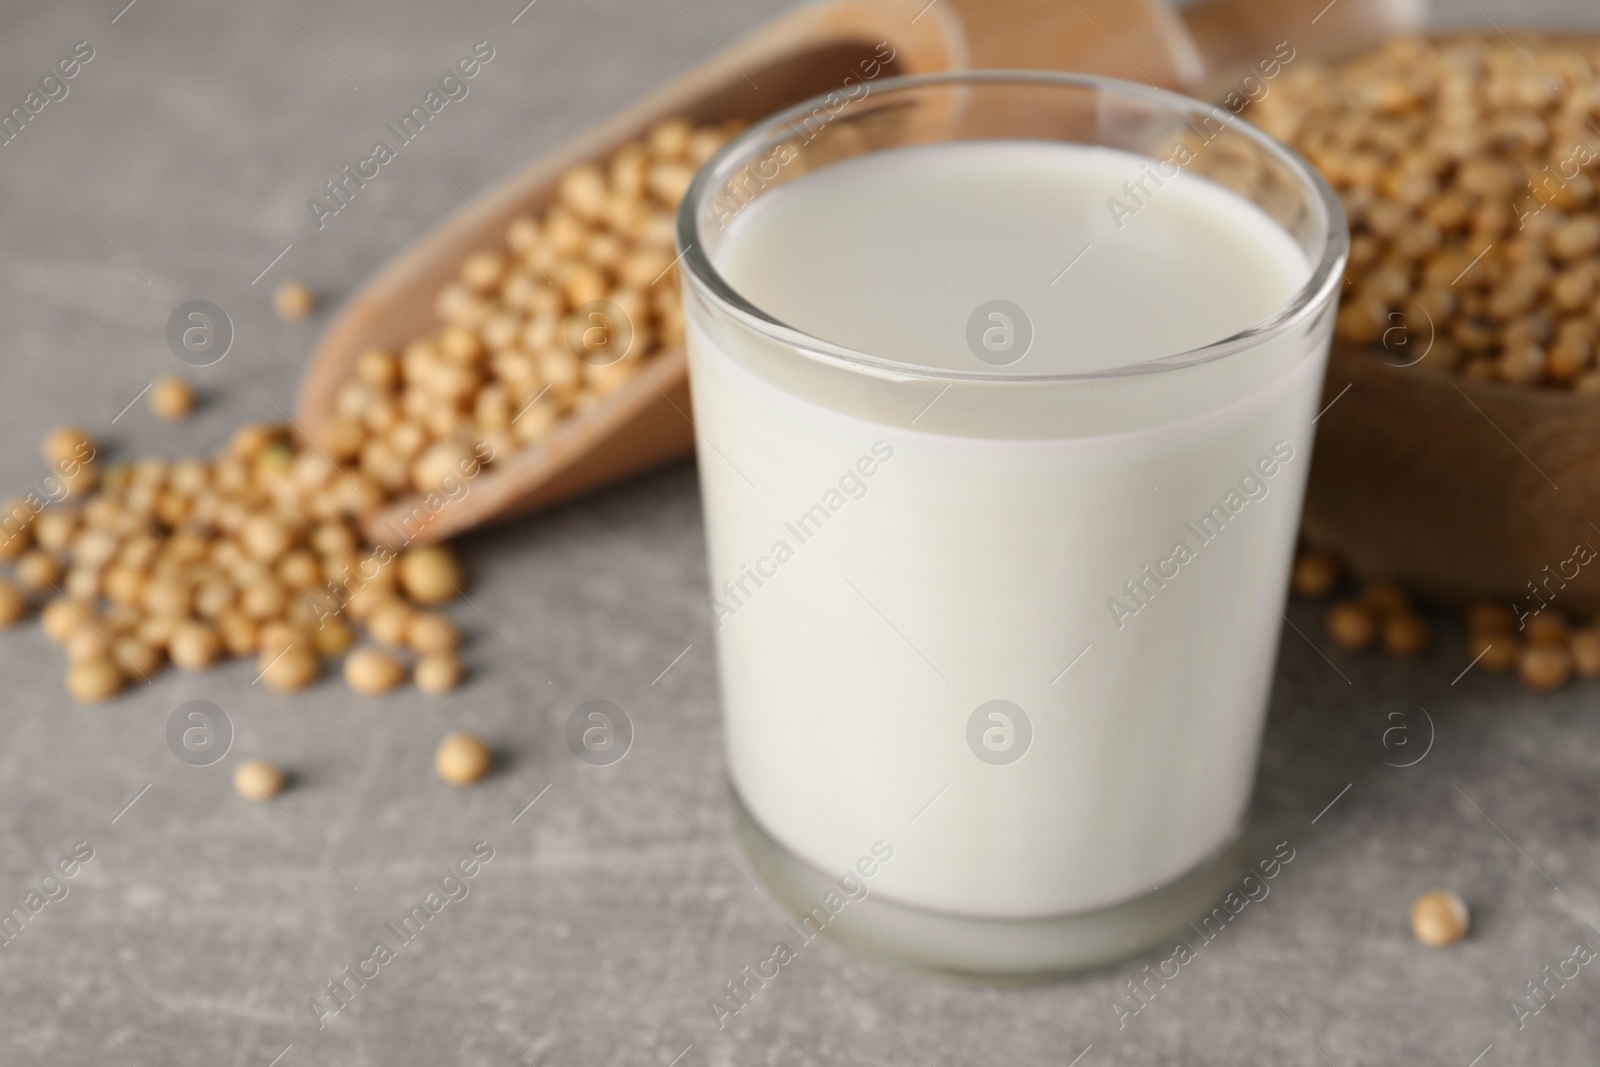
[1,0,1599,1064]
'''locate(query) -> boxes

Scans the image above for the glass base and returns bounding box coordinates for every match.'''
[733,786,1249,980]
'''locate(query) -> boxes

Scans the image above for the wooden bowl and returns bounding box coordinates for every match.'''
[296,0,963,547]
[1294,31,1600,614]
[1303,342,1600,613]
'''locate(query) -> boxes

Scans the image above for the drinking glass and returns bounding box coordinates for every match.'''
[676,71,1347,976]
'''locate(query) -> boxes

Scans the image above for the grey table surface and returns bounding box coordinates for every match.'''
[2,0,1599,1064]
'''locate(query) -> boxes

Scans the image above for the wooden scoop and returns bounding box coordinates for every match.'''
[298,0,1419,547]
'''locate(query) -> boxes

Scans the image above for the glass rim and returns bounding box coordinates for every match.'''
[676,69,1349,385]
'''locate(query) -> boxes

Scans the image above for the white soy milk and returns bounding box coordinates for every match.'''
[687,141,1327,919]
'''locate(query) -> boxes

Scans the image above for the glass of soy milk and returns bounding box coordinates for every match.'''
[676,72,1346,976]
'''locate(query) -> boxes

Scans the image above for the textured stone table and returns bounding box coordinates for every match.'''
[2,0,1598,1064]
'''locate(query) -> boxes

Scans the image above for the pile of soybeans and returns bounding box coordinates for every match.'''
[1249,34,1600,388]
[0,118,738,703]
[1249,33,1600,687]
